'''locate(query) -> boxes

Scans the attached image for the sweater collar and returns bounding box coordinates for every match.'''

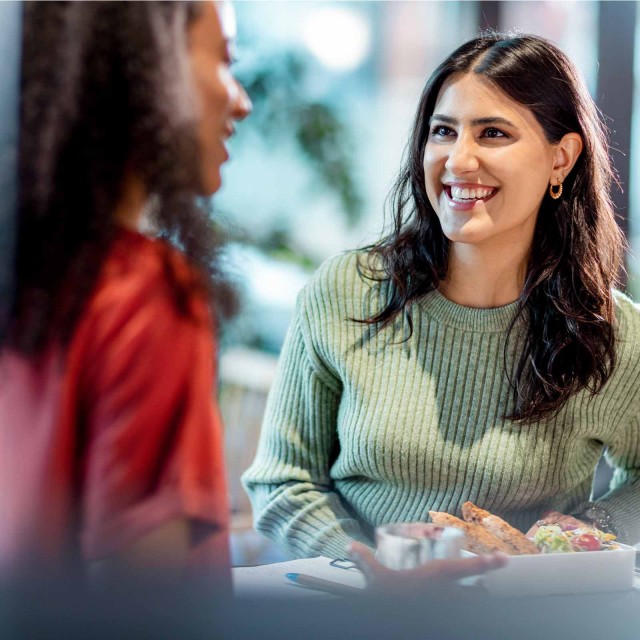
[421,288,521,333]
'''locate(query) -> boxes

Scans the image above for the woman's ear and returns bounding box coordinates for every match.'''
[552,132,583,180]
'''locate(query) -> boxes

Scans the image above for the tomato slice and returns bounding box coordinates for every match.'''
[571,533,602,551]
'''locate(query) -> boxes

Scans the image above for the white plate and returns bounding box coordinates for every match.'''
[463,543,637,597]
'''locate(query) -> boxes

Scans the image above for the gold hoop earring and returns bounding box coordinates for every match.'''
[549,182,563,200]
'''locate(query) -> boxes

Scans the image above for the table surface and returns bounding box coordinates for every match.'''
[3,572,639,640]
[231,583,640,640]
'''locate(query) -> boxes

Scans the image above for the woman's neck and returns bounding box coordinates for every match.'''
[114,173,147,231]
[439,240,530,308]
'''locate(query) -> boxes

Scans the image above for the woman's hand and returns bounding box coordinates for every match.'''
[348,542,507,595]
[525,510,588,537]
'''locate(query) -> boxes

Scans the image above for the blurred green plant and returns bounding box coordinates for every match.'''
[235,48,363,227]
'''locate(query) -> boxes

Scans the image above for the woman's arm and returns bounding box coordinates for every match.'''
[243,295,373,559]
[90,519,189,581]
[530,416,640,543]
[525,422,640,543]
[586,295,640,544]
[76,244,231,580]
[592,417,640,543]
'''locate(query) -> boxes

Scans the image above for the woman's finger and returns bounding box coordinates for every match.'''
[348,541,384,583]
[405,553,508,581]
[540,511,588,527]
[348,541,508,592]
[527,511,589,536]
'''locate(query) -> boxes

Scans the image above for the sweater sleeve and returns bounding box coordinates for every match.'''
[598,415,640,543]
[242,289,372,559]
[595,292,640,544]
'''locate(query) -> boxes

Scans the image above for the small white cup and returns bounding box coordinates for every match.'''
[375,523,464,570]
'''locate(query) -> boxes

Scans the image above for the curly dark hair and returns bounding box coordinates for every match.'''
[361,32,624,423]
[4,0,236,357]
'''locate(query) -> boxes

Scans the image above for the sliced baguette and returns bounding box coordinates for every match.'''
[480,514,540,555]
[462,501,540,556]
[461,501,492,524]
[428,510,514,555]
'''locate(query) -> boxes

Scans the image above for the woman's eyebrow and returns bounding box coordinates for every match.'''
[472,116,518,129]
[430,114,457,125]
[429,114,518,129]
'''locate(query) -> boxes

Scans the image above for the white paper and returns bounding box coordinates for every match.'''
[232,556,367,598]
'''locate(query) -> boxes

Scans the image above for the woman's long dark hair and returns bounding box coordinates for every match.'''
[4,1,235,357]
[362,33,624,423]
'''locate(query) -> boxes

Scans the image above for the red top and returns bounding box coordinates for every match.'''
[0,229,230,581]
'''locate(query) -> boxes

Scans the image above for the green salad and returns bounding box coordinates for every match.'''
[533,524,620,553]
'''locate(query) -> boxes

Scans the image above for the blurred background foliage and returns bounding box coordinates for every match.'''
[235,49,363,228]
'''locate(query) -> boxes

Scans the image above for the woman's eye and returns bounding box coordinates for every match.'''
[430,125,454,138]
[483,127,508,139]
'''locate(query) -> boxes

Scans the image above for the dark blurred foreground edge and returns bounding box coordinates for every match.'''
[1,577,639,640]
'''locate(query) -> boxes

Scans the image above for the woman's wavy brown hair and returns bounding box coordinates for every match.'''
[361,32,624,423]
[4,1,235,357]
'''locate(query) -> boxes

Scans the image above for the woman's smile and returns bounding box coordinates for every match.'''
[443,182,499,211]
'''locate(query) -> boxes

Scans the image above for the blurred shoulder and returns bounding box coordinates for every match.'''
[90,228,208,327]
[102,229,193,287]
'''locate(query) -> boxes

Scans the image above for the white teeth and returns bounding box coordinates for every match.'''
[450,186,494,200]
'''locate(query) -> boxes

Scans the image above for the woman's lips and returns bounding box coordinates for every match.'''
[443,185,498,211]
[219,139,230,162]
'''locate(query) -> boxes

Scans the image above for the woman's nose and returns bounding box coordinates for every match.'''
[231,80,252,121]
[444,136,480,175]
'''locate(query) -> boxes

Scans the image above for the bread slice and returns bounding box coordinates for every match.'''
[461,501,492,524]
[428,511,514,555]
[480,515,540,555]
[462,501,539,556]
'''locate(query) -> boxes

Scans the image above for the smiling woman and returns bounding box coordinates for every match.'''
[243,33,640,561]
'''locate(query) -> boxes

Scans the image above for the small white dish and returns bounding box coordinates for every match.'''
[463,543,637,597]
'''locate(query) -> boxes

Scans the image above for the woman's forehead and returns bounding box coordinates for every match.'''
[433,73,541,130]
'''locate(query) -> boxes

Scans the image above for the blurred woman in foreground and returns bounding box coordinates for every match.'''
[0,0,250,583]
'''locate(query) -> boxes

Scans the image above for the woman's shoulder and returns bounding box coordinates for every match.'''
[91,229,208,325]
[304,249,382,294]
[612,289,640,373]
[613,289,640,333]
[104,228,192,284]
[608,290,640,410]
[300,249,384,313]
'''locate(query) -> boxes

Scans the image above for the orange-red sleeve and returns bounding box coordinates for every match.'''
[70,252,229,575]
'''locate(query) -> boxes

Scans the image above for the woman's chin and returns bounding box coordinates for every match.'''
[198,171,223,197]
[441,225,489,245]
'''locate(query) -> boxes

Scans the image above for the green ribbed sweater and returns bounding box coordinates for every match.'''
[242,251,640,559]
